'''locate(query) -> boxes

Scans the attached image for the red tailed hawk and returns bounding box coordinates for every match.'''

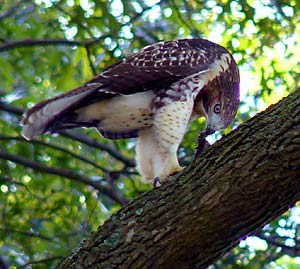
[21,39,240,184]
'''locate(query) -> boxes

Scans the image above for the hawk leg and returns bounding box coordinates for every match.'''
[136,99,193,184]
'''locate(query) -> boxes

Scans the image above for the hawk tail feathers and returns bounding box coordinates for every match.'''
[21,89,93,140]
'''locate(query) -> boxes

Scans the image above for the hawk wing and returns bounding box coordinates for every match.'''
[22,39,232,140]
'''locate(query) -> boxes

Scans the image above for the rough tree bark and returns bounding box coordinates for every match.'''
[56,90,300,269]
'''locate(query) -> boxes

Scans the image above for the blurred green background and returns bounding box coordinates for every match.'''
[0,0,299,268]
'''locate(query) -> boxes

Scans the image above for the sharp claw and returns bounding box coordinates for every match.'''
[153,177,161,188]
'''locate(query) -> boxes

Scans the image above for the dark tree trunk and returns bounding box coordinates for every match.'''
[56,90,300,269]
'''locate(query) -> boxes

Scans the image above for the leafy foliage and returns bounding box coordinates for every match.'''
[0,0,300,268]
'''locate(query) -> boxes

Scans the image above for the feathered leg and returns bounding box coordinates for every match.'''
[136,99,194,184]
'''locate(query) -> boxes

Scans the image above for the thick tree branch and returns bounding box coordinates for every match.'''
[56,90,300,269]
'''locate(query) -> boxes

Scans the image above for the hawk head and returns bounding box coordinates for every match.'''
[196,58,240,135]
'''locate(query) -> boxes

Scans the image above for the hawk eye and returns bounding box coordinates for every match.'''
[214,103,221,114]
